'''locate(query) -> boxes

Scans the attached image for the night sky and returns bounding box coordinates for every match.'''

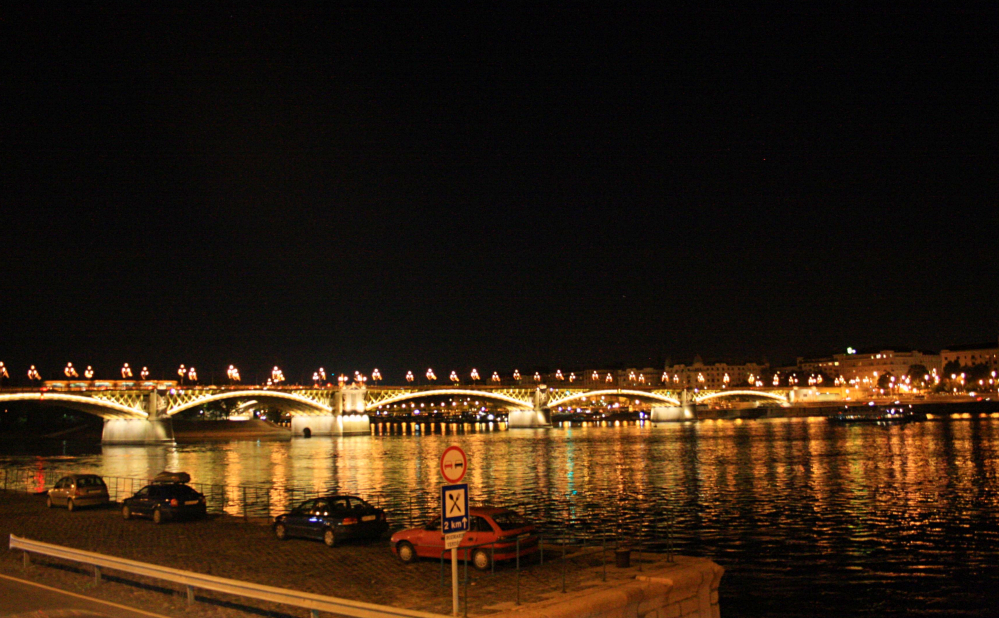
[3,6,996,384]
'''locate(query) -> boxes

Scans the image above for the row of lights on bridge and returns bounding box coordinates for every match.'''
[0,360,832,390]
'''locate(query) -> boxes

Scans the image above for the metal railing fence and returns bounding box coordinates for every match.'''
[10,534,447,618]
[1,467,676,553]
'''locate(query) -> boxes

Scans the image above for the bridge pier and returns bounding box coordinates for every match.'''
[508,387,553,428]
[290,387,370,436]
[101,390,175,443]
[651,390,697,423]
[101,417,175,443]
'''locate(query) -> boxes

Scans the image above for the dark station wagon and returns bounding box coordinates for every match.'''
[274,495,388,547]
[121,472,207,524]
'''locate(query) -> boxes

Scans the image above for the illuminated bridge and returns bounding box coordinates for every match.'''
[0,383,797,443]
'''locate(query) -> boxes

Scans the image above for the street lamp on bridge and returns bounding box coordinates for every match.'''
[64,363,78,379]
[491,371,500,383]
[228,365,241,383]
[0,362,9,385]
[140,367,149,380]
[372,368,382,385]
[121,363,132,379]
[406,371,414,383]
[426,368,437,382]
[178,364,186,386]
[28,365,41,382]
[187,367,198,383]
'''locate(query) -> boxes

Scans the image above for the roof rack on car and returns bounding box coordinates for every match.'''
[152,471,191,484]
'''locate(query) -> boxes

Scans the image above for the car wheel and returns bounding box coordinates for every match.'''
[67,499,75,512]
[275,523,288,540]
[472,548,491,571]
[397,541,417,564]
[323,528,337,547]
[122,505,131,520]
[153,507,163,524]
[46,496,54,509]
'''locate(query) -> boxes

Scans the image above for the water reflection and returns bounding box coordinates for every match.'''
[2,418,998,616]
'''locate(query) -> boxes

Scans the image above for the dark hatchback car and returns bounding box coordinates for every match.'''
[121,481,207,524]
[274,495,388,547]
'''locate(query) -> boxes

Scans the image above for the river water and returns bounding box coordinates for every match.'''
[2,416,998,617]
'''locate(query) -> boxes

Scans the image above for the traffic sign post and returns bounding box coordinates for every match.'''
[440,446,469,616]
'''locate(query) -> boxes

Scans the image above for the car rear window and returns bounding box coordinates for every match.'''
[490,511,529,530]
[77,476,105,487]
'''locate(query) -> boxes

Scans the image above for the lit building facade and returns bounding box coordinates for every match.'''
[662,357,768,390]
[825,349,942,383]
[940,339,999,371]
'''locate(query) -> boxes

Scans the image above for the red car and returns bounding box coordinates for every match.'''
[391,506,539,570]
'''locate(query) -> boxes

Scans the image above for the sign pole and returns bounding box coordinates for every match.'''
[452,548,459,615]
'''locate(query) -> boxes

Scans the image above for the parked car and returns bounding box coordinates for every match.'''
[273,495,388,547]
[121,474,206,524]
[46,474,109,511]
[391,506,538,570]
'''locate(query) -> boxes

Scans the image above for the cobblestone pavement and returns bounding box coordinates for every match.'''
[1,491,655,617]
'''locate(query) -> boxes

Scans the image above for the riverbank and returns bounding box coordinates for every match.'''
[0,490,693,617]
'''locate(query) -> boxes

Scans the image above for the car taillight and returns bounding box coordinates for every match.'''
[342,517,358,525]
[170,499,179,507]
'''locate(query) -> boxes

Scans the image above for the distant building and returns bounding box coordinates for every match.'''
[940,338,999,371]
[805,349,942,384]
[662,356,768,390]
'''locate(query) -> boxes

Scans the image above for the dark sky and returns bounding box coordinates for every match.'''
[2,6,997,384]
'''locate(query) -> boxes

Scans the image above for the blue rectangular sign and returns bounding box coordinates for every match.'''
[441,483,469,534]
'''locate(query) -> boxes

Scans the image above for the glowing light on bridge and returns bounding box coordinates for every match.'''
[140,367,149,380]
[491,371,500,383]
[606,373,613,383]
[121,363,132,379]
[228,365,241,382]
[569,372,576,383]
[178,365,187,385]
[318,367,326,382]
[271,366,284,384]
[773,373,779,386]
[593,371,600,381]
[188,367,198,382]
[0,362,8,380]
[406,371,414,383]
[372,368,382,384]
[450,371,459,384]
[513,370,521,382]
[555,369,564,381]
[533,372,541,382]
[470,368,480,383]
[426,368,437,381]
[85,366,94,379]
[64,363,78,378]
[723,373,730,388]
[28,365,41,381]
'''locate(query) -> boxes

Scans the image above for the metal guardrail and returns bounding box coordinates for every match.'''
[10,534,448,618]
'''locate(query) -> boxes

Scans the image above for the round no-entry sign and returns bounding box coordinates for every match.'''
[440,445,467,483]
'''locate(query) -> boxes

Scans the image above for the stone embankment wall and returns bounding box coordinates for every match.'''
[490,555,723,618]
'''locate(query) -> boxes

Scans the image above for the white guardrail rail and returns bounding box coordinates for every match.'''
[10,534,448,618]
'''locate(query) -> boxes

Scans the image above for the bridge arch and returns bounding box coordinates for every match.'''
[367,389,532,412]
[165,390,332,417]
[0,393,146,419]
[547,389,682,408]
[694,390,789,405]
